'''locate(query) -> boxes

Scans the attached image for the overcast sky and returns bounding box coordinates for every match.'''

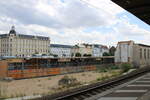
[0,0,150,46]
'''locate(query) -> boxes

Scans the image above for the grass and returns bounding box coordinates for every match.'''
[47,77,51,80]
[0,64,127,99]
[81,73,86,76]
[96,64,119,73]
[120,63,132,72]
[96,70,122,82]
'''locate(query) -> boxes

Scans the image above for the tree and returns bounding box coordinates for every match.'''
[83,54,92,57]
[83,54,87,57]
[109,46,116,56]
[42,54,47,56]
[53,54,58,57]
[75,52,81,57]
[103,52,110,56]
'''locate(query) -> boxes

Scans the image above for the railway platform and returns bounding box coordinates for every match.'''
[87,73,150,100]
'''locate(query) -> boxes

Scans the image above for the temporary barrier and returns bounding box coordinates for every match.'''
[8,70,22,74]
[7,73,22,79]
[6,65,97,79]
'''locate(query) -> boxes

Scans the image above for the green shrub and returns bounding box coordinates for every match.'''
[101,75,110,81]
[103,52,111,56]
[47,77,51,80]
[97,78,101,81]
[75,53,81,57]
[97,75,110,82]
[58,76,80,87]
[96,67,108,73]
[120,63,132,72]
[111,65,119,70]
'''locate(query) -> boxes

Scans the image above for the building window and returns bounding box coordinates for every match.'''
[144,49,146,59]
[10,39,12,42]
[140,48,142,59]
[10,44,12,47]
[148,49,150,59]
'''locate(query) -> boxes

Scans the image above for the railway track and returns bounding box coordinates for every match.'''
[33,67,150,100]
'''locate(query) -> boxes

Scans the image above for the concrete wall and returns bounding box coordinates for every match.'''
[115,41,134,63]
[115,40,150,67]
[134,44,150,67]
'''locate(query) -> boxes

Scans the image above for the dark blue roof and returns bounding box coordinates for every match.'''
[18,34,49,40]
[18,34,35,38]
[0,33,49,40]
[50,44,73,48]
[0,34,8,38]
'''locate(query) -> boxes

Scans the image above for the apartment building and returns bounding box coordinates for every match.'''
[50,44,73,58]
[72,43,109,57]
[0,26,50,57]
[71,44,92,57]
[115,40,150,67]
[92,44,109,57]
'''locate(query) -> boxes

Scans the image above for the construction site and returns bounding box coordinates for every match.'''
[0,57,114,79]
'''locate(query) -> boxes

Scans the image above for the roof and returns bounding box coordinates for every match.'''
[101,45,108,49]
[0,33,49,40]
[0,34,8,38]
[138,44,150,48]
[9,26,16,34]
[0,26,50,40]
[112,0,150,25]
[18,34,49,40]
[118,40,134,44]
[93,44,108,49]
[0,34,49,40]
[50,44,73,48]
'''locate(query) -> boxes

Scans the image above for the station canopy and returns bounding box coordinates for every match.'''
[112,0,150,25]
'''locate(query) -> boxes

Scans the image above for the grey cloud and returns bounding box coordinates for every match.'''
[0,0,61,28]
[58,0,113,28]
[0,0,115,29]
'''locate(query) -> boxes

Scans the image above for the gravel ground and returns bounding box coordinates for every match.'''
[0,70,121,98]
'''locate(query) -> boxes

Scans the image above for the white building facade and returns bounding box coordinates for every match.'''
[115,41,134,63]
[0,26,50,57]
[50,44,72,58]
[115,40,150,67]
[92,44,109,57]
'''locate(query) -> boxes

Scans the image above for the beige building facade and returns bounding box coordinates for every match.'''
[71,44,93,57]
[0,26,50,57]
[115,40,150,67]
[71,43,109,57]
